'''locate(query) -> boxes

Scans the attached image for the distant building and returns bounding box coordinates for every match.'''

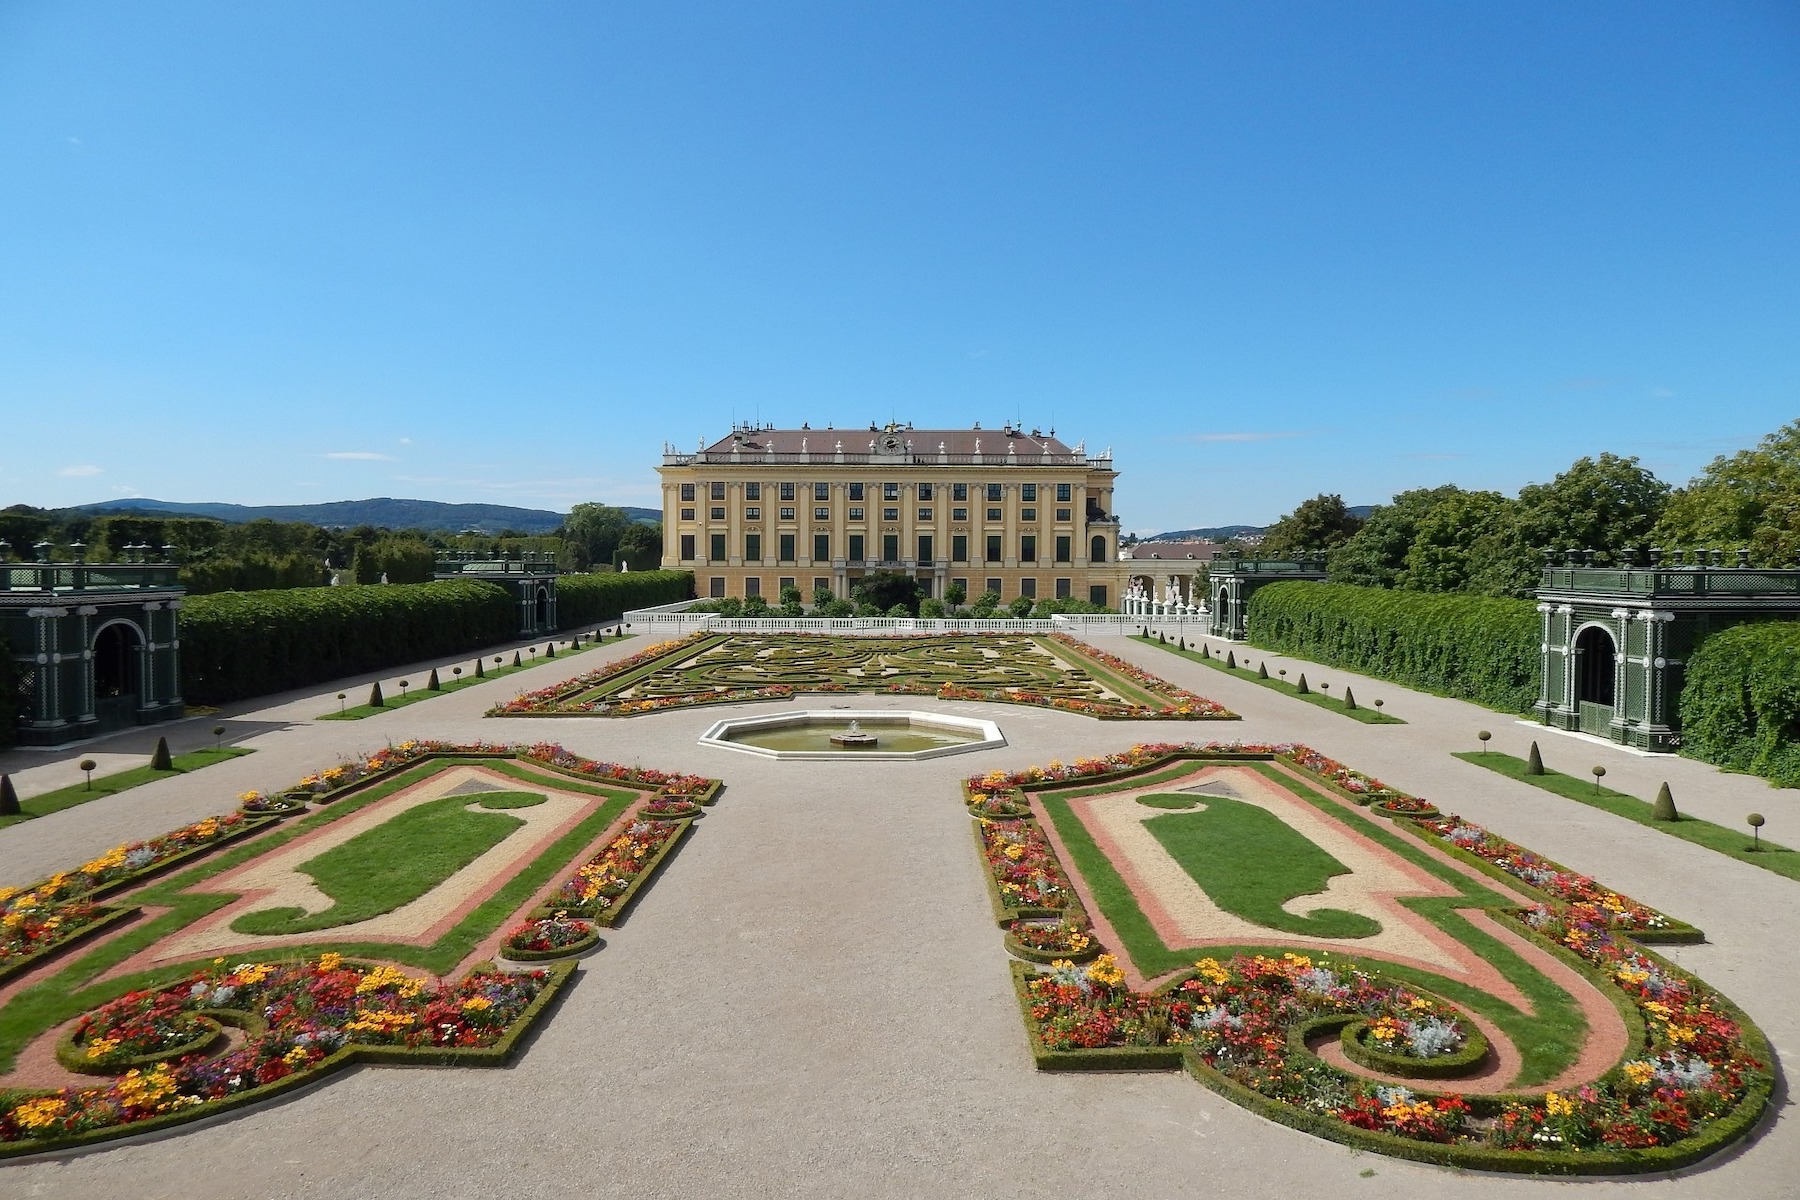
[1123,539,1223,607]
[656,422,1130,606]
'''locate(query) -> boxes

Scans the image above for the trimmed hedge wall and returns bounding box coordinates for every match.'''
[180,581,517,705]
[1680,620,1800,788]
[1246,581,1539,713]
[0,632,15,750]
[555,570,692,630]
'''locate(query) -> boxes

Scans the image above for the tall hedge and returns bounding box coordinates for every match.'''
[1680,621,1800,788]
[1246,581,1540,712]
[555,570,692,630]
[0,633,16,750]
[180,580,516,705]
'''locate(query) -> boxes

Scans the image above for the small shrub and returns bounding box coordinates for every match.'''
[369,681,386,708]
[426,668,441,691]
[1342,687,1356,709]
[150,737,172,771]
[0,774,19,816]
[1295,673,1309,695]
[1652,782,1679,822]
[1525,742,1543,775]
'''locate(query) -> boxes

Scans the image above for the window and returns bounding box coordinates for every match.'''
[986,483,1003,501]
[814,506,831,520]
[679,535,696,561]
[917,534,933,563]
[680,483,695,502]
[814,482,829,500]
[1056,577,1071,599]
[849,483,864,500]
[1056,483,1071,502]
[710,576,725,598]
[917,507,932,521]
[1021,508,1036,521]
[883,507,899,521]
[745,482,761,500]
[710,506,726,521]
[952,534,968,563]
[1055,535,1071,563]
[813,533,830,562]
[745,534,762,561]
[711,482,726,500]
[745,576,761,597]
[779,506,796,520]
[986,578,1003,598]
[952,483,968,502]
[918,483,933,501]
[1091,535,1107,562]
[1022,483,1037,502]
[882,534,899,562]
[1020,577,1037,599]
[1021,535,1037,562]
[986,508,1002,521]
[814,577,830,594]
[709,533,726,562]
[778,533,795,562]
[780,482,795,501]
[779,576,796,594]
[680,507,695,521]
[883,482,899,500]
[952,507,968,521]
[1056,508,1071,522]
[849,534,865,561]
[952,577,968,598]
[745,506,761,519]
[985,534,1002,562]
[848,506,864,521]
[1089,584,1108,607]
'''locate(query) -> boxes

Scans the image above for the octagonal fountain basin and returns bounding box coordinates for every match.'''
[699,710,1005,761]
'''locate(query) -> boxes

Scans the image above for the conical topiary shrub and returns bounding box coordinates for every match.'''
[369,681,386,708]
[1652,782,1679,822]
[1201,644,1211,660]
[1342,686,1357,709]
[427,668,441,691]
[0,774,19,817]
[1225,650,1236,669]
[546,642,556,658]
[1257,663,1268,679]
[1526,742,1544,775]
[150,736,173,771]
[475,658,485,678]
[512,651,522,667]
[1295,674,1309,695]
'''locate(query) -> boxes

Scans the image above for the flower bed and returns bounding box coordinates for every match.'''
[236,790,307,818]
[499,915,599,962]
[967,792,1032,820]
[57,987,223,1076]
[1004,918,1100,964]
[1370,796,1441,820]
[539,818,689,926]
[1339,1011,1491,1080]
[975,819,1074,922]
[0,955,569,1157]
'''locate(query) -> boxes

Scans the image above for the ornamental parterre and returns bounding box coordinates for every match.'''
[975,743,1774,1173]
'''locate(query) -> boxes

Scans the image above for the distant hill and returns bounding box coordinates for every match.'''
[70,497,660,535]
[1147,506,1374,543]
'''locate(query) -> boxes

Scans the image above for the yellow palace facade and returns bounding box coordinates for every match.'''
[656,422,1131,606]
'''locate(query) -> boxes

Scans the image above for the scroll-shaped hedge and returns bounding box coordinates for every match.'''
[180,580,516,704]
[1680,620,1800,788]
[554,570,692,630]
[1246,581,1539,713]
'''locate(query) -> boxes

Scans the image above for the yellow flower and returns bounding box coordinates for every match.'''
[283,1046,310,1066]
[85,1036,121,1059]
[462,995,493,1011]
[1085,954,1124,988]
[231,962,273,984]
[116,1064,180,1112]
[1622,1061,1655,1086]
[1544,1091,1575,1118]
[1193,958,1232,986]
[10,1096,67,1131]
[317,952,344,972]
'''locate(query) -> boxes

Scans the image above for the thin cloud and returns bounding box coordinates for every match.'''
[1182,431,1308,444]
[58,464,103,477]
[324,451,394,461]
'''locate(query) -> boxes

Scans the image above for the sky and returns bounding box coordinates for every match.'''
[2,2,1797,534]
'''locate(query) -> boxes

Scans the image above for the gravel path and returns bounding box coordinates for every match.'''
[0,631,1795,1199]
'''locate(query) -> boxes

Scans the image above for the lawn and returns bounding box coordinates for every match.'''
[317,636,628,720]
[0,747,254,829]
[1132,635,1405,723]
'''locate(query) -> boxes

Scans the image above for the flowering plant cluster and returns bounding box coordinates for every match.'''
[69,986,211,1069]
[1048,634,1235,718]
[518,743,712,796]
[236,790,305,814]
[1274,745,1400,802]
[549,819,683,916]
[1,813,249,967]
[503,915,593,954]
[967,791,1031,819]
[978,819,1072,912]
[285,739,511,798]
[486,634,715,715]
[1418,815,1673,933]
[0,955,551,1148]
[1008,918,1093,956]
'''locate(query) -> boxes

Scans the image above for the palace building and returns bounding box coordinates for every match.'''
[657,422,1131,606]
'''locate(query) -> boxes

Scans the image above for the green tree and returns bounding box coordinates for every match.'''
[1468,453,1670,597]
[1653,420,1800,566]
[943,581,967,609]
[1259,494,1364,557]
[852,570,921,615]
[1402,491,1513,593]
[1328,485,1467,589]
[811,584,836,610]
[778,585,805,617]
[560,504,635,571]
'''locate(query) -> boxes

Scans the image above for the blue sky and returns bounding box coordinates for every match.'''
[3,2,1796,533]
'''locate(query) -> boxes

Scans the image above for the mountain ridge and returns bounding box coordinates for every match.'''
[67,497,659,534]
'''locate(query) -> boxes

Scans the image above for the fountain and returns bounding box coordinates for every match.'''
[699,710,1005,760]
[828,719,879,748]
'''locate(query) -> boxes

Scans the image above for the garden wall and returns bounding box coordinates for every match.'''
[0,633,14,750]
[1679,620,1800,788]
[180,580,517,705]
[555,570,692,630]
[1245,581,1539,713]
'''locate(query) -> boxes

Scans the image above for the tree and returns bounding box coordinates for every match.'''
[852,570,921,616]
[1328,485,1468,589]
[943,581,967,609]
[1472,453,1671,597]
[969,589,1001,616]
[919,597,947,617]
[613,522,663,571]
[1402,490,1513,594]
[1653,420,1800,566]
[560,504,635,571]
[1007,595,1035,617]
[778,585,804,617]
[1259,494,1364,557]
[811,585,836,610]
[741,594,771,617]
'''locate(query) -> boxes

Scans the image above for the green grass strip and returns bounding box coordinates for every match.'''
[1131,635,1406,724]
[1034,761,1592,1084]
[317,637,632,719]
[0,748,255,829]
[1455,751,1800,883]
[1142,794,1382,939]
[0,757,639,1072]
